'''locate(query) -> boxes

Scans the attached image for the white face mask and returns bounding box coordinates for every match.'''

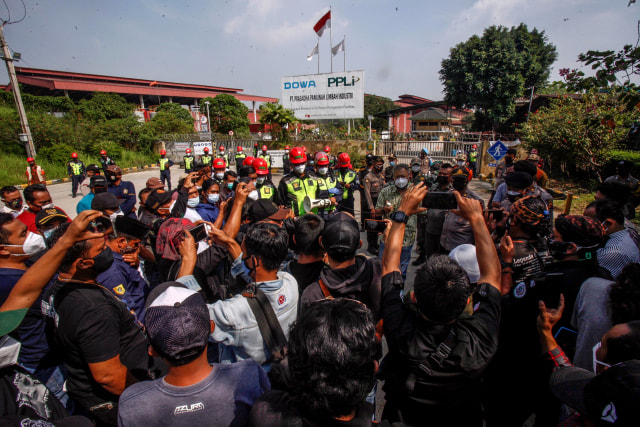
[256,177,266,185]
[592,341,611,374]
[394,178,409,189]
[215,172,224,180]
[207,194,220,204]
[187,197,200,208]
[41,203,55,210]
[4,231,47,256]
[109,210,124,222]
[248,190,259,200]
[294,165,306,174]
[411,165,420,173]
[457,161,466,167]
[318,167,329,175]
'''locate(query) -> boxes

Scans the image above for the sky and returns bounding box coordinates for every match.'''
[1,0,638,104]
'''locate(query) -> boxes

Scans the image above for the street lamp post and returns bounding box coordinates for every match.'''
[204,101,211,134]
[368,115,373,141]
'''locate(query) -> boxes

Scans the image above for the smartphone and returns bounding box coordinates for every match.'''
[484,209,504,222]
[422,192,457,210]
[188,224,208,243]
[365,219,387,233]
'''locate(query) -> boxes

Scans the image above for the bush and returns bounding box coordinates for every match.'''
[38,143,76,164]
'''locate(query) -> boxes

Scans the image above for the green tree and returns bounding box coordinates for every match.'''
[154,102,194,123]
[259,103,297,142]
[77,92,135,121]
[201,95,250,134]
[519,91,640,180]
[146,102,195,135]
[359,94,395,131]
[440,24,557,130]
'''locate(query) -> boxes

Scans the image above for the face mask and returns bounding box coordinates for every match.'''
[452,179,467,192]
[248,190,259,201]
[187,197,200,208]
[88,247,114,274]
[4,199,22,210]
[436,176,449,186]
[389,161,396,167]
[207,194,220,204]
[284,150,289,155]
[43,227,59,242]
[395,178,409,189]
[41,203,55,210]
[294,165,306,175]
[507,191,523,203]
[227,182,234,190]
[375,165,384,172]
[457,161,466,167]
[505,157,514,165]
[592,341,611,374]
[411,165,420,173]
[109,210,124,222]
[4,231,46,256]
[318,167,329,175]
[256,177,266,185]
[215,172,224,180]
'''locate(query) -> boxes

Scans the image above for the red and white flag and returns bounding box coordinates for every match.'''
[313,10,331,37]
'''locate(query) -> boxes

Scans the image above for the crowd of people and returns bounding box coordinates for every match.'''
[0,143,639,426]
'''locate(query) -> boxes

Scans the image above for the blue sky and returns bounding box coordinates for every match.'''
[1,0,638,103]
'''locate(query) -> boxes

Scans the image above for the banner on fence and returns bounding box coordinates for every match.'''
[193,141,213,155]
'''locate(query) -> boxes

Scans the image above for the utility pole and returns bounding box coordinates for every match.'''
[0,23,35,157]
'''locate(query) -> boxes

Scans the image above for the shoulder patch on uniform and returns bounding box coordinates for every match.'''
[113,284,126,295]
[292,182,301,191]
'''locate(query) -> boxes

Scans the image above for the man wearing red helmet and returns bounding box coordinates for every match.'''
[99,149,116,172]
[67,152,86,198]
[314,153,341,219]
[243,156,255,167]
[235,146,246,171]
[323,146,337,170]
[282,145,292,175]
[258,145,272,182]
[216,145,229,167]
[253,157,278,204]
[25,157,45,186]
[200,146,213,167]
[468,144,479,176]
[183,148,195,173]
[158,149,174,190]
[335,152,359,216]
[278,147,319,216]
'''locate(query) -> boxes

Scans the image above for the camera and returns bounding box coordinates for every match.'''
[365,219,387,233]
[422,192,457,210]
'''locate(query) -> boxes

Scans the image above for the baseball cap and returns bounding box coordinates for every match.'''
[144,282,210,364]
[86,164,101,173]
[105,165,122,174]
[146,177,164,190]
[91,192,124,211]
[452,167,470,178]
[410,158,421,166]
[248,199,290,222]
[0,309,28,336]
[504,171,533,190]
[35,207,69,227]
[145,189,173,211]
[449,244,480,283]
[321,212,360,256]
[89,175,108,188]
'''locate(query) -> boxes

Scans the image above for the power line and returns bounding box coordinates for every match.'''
[1,0,27,26]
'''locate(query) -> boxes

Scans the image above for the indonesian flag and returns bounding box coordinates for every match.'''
[307,42,319,61]
[313,10,331,37]
[332,39,345,56]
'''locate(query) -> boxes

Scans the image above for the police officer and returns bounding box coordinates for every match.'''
[106,165,137,219]
[455,152,473,180]
[217,145,229,167]
[468,144,479,176]
[158,149,174,190]
[252,157,278,204]
[324,146,337,171]
[67,152,86,198]
[335,152,359,216]
[258,145,272,181]
[235,146,246,170]
[99,150,116,172]
[363,156,385,254]
[384,153,397,183]
[315,152,342,219]
[282,145,292,175]
[278,147,319,216]
[200,147,213,167]
[183,148,195,173]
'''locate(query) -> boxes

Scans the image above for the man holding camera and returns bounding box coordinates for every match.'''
[423,162,454,259]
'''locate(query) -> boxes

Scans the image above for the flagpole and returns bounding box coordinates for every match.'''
[343,35,346,72]
[329,6,333,73]
[317,38,320,74]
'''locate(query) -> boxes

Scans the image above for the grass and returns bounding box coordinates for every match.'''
[0,151,157,187]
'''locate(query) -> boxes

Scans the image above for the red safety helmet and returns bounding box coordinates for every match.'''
[324,146,331,153]
[254,142,259,147]
[100,150,107,155]
[186,148,192,154]
[71,152,78,159]
[160,149,167,155]
[237,146,243,152]
[26,157,34,162]
[262,145,268,151]
[243,156,255,166]
[252,158,269,176]
[338,153,350,167]
[315,152,330,166]
[284,145,291,151]
[203,147,210,153]
[219,145,225,151]
[289,147,307,164]
[472,144,477,149]
[213,158,226,169]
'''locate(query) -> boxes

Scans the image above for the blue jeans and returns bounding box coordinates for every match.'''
[377,242,413,281]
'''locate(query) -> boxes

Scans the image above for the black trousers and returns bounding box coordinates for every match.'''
[160,170,171,190]
[71,174,84,197]
[337,196,355,216]
[365,196,379,251]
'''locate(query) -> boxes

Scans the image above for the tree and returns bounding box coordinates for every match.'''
[259,102,297,142]
[77,92,135,121]
[440,24,557,130]
[359,94,396,131]
[154,102,194,123]
[146,102,195,135]
[201,95,250,134]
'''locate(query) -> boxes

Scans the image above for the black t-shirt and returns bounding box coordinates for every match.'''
[379,271,501,425]
[285,260,325,293]
[42,279,154,408]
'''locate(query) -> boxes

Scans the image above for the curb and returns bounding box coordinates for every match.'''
[15,166,160,188]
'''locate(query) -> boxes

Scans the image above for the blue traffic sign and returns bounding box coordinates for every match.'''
[487,140,508,162]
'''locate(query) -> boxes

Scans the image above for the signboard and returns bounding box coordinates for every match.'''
[193,141,212,155]
[200,116,208,124]
[281,70,365,120]
[488,162,497,167]
[174,142,190,152]
[228,130,234,136]
[487,140,508,162]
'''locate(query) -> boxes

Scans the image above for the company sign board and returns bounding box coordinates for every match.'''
[281,70,364,120]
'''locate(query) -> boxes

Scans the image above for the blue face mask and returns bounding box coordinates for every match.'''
[389,161,396,167]
[230,252,253,285]
[187,197,200,208]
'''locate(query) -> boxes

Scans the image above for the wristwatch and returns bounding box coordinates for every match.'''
[391,210,409,224]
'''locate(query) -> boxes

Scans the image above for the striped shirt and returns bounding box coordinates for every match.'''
[597,229,640,279]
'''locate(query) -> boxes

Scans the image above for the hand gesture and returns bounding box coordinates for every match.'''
[177,229,197,259]
[183,172,199,189]
[451,190,483,221]
[235,182,250,203]
[537,294,565,334]
[398,182,428,217]
[499,233,514,263]
[208,225,232,246]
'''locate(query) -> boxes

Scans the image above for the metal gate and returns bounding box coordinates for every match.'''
[376,140,483,167]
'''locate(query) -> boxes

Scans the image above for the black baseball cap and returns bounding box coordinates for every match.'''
[89,175,108,188]
[145,189,173,212]
[321,212,360,256]
[248,199,290,222]
[91,192,124,211]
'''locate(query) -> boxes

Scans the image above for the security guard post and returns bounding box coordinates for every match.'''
[336,152,359,216]
[183,148,195,173]
[158,149,174,190]
[277,147,318,216]
[252,157,278,204]
[67,152,86,198]
[363,156,385,254]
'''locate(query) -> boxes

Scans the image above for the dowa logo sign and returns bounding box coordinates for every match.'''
[281,70,364,120]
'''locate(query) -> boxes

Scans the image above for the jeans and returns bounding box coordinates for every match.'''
[377,242,413,281]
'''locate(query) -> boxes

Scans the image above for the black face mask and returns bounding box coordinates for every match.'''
[507,192,523,203]
[375,165,383,172]
[452,179,467,192]
[505,157,514,166]
[436,176,449,186]
[90,247,114,274]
